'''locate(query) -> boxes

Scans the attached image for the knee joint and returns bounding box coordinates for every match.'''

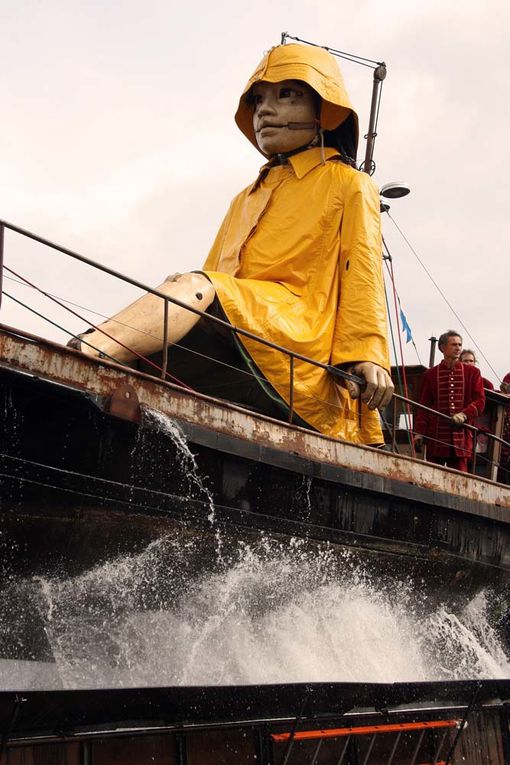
[163,271,214,305]
[188,275,214,305]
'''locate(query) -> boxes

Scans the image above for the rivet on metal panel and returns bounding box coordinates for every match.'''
[105,383,141,424]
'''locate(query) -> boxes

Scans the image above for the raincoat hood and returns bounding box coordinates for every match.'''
[235,43,359,156]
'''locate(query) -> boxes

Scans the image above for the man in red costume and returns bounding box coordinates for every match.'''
[414,331,485,472]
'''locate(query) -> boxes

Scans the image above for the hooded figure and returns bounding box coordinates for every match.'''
[75,44,392,445]
[201,44,391,443]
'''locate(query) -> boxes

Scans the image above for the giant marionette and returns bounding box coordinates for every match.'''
[72,43,394,444]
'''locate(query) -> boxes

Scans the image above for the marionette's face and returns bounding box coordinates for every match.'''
[251,79,318,156]
[441,335,462,362]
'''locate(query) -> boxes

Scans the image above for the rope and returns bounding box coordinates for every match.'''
[3,292,126,367]
[4,273,282,396]
[388,255,416,458]
[383,268,410,450]
[381,237,422,366]
[281,33,381,69]
[382,245,415,457]
[3,266,192,389]
[386,211,501,383]
[383,270,401,373]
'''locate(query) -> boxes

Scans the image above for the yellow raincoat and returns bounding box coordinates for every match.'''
[203,45,390,444]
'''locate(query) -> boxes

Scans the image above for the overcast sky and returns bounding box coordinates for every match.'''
[1,0,509,385]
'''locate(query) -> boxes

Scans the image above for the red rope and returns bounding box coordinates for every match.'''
[4,265,193,390]
[388,259,416,458]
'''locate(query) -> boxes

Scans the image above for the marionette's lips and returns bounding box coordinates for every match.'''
[256,123,285,133]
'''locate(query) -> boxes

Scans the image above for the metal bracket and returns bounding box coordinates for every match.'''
[105,383,141,424]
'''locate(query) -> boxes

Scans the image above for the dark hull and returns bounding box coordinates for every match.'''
[1,335,510,584]
[2,328,510,666]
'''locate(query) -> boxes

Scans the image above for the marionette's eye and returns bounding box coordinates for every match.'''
[247,91,264,109]
[279,87,302,99]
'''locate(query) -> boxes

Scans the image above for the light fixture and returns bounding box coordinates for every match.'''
[380,182,411,199]
[379,182,411,213]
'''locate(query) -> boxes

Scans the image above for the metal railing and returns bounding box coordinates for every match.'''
[1,217,509,483]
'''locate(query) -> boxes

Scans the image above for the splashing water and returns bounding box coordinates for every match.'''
[1,408,509,690]
[1,534,508,690]
[143,408,216,522]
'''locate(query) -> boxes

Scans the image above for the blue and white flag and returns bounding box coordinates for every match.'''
[399,307,413,344]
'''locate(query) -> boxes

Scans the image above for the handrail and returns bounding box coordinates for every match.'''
[1,217,509,480]
[0,218,364,389]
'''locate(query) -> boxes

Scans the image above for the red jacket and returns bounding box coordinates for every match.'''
[415,360,485,458]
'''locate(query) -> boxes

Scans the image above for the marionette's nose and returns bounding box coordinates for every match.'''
[256,93,277,117]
